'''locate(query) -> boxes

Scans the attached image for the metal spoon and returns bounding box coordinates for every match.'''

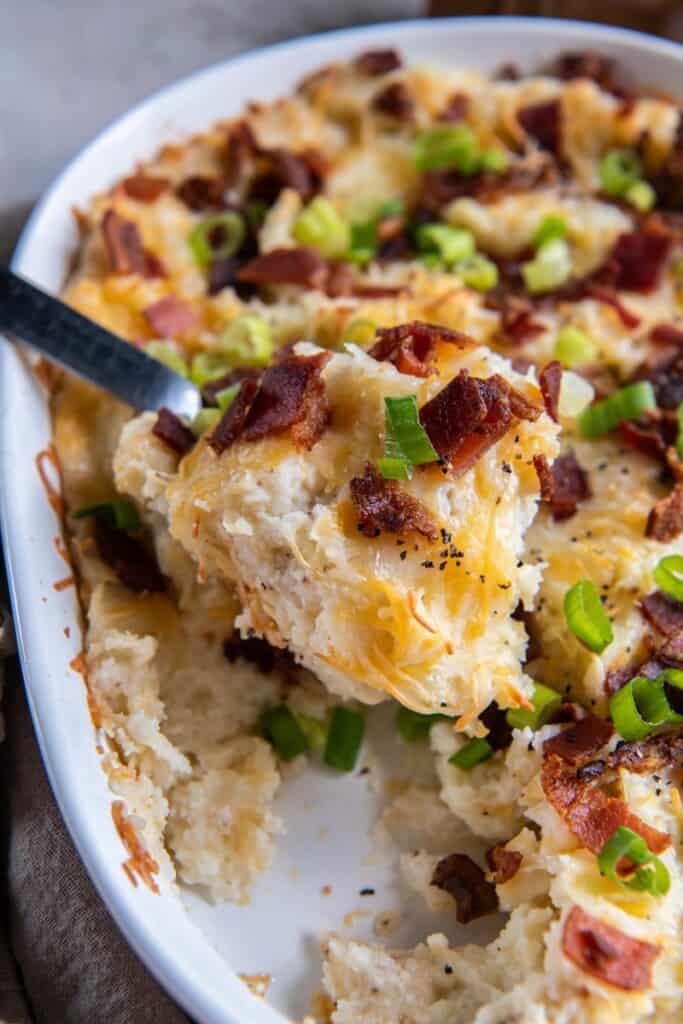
[0,267,202,420]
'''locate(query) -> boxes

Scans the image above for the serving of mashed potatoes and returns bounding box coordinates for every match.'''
[54,45,683,1023]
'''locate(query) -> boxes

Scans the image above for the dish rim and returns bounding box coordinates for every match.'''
[3,16,683,1024]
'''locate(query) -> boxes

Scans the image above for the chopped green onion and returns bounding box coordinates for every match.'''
[420,252,445,272]
[577,380,656,439]
[449,737,493,770]
[414,125,480,174]
[73,499,140,531]
[654,554,683,604]
[553,325,597,369]
[191,408,223,438]
[378,197,405,218]
[293,712,328,751]
[532,214,568,250]
[625,180,656,212]
[293,196,350,258]
[145,341,189,378]
[343,318,377,347]
[564,579,613,653]
[598,826,670,896]
[416,223,475,266]
[324,707,365,771]
[599,148,642,198]
[380,395,438,481]
[457,254,499,292]
[188,211,246,266]
[610,668,683,740]
[215,382,241,413]
[219,314,273,367]
[245,200,268,228]
[189,352,233,389]
[396,706,448,742]
[347,222,377,265]
[677,403,683,459]
[506,683,562,731]
[522,238,572,295]
[261,705,310,761]
[479,148,509,174]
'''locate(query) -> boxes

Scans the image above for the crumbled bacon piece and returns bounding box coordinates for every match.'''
[94,517,165,593]
[237,247,329,289]
[485,290,546,345]
[202,367,261,406]
[176,175,226,211]
[543,715,613,764]
[618,417,669,461]
[562,906,659,991]
[576,283,641,329]
[479,702,514,752]
[646,482,683,542]
[242,351,331,449]
[372,82,414,120]
[419,371,513,477]
[637,350,683,411]
[649,112,683,213]
[517,99,562,155]
[350,463,437,540]
[152,408,196,455]
[353,49,402,76]
[421,158,556,209]
[640,589,683,661]
[208,376,260,454]
[486,845,522,885]
[650,323,683,348]
[122,174,169,202]
[101,210,164,278]
[551,52,626,96]
[438,91,470,123]
[431,853,499,924]
[368,321,474,378]
[143,296,198,337]
[609,729,683,775]
[604,658,665,696]
[609,231,672,293]
[266,148,322,201]
[539,361,562,423]
[505,383,542,421]
[535,450,591,521]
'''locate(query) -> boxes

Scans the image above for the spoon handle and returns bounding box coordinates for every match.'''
[0,268,201,420]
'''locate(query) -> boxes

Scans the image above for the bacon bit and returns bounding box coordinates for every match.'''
[551,52,627,96]
[646,482,683,541]
[101,210,164,278]
[543,715,613,764]
[372,82,414,120]
[237,247,329,289]
[604,658,666,696]
[640,590,683,663]
[562,906,659,991]
[176,175,226,211]
[618,416,668,462]
[208,376,260,454]
[352,282,406,300]
[202,366,261,406]
[551,702,587,724]
[438,91,470,123]
[143,295,198,337]
[53,575,76,592]
[354,49,402,76]
[35,445,65,522]
[650,323,683,347]
[324,261,355,298]
[517,99,562,154]
[420,371,513,477]
[266,148,322,201]
[485,290,546,345]
[577,283,641,329]
[368,321,474,377]
[649,113,683,212]
[422,158,556,209]
[350,463,437,540]
[152,408,196,455]
[535,450,591,521]
[609,729,683,775]
[243,351,331,449]
[539,360,562,423]
[609,231,672,293]
[122,174,169,202]
[636,350,683,411]
[431,853,499,924]
[486,845,523,885]
[111,801,159,894]
[506,384,542,421]
[94,517,166,594]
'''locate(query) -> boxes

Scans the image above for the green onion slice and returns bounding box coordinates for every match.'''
[380,395,438,480]
[189,352,233,389]
[219,314,273,367]
[449,737,493,770]
[654,554,683,604]
[506,683,562,731]
[191,408,223,438]
[215,383,241,413]
[378,197,405,218]
[343,318,378,348]
[577,380,656,439]
[553,325,597,369]
[564,579,613,653]
[396,706,449,742]
[625,180,656,213]
[532,214,568,250]
[73,499,140,531]
[414,125,480,174]
[416,223,475,266]
[609,668,683,740]
[293,196,350,258]
[145,341,189,378]
[522,238,572,295]
[598,826,670,896]
[457,254,499,292]
[293,712,328,751]
[324,707,365,771]
[599,148,642,198]
[479,148,509,174]
[188,212,246,267]
[261,705,310,761]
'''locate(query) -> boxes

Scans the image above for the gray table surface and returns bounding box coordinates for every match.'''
[0,0,424,266]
